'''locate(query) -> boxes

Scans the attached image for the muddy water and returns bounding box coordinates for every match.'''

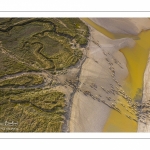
[81,18,137,39]
[81,18,115,39]
[82,18,150,132]
[120,31,150,98]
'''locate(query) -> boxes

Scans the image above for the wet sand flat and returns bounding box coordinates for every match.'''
[70,22,134,132]
[70,18,150,132]
[89,18,150,132]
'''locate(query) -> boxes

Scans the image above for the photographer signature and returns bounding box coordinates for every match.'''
[0,121,18,126]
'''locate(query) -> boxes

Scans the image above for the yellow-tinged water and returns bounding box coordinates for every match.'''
[81,18,115,39]
[81,18,138,39]
[120,31,150,98]
[83,18,150,132]
[103,108,137,132]
[103,30,150,132]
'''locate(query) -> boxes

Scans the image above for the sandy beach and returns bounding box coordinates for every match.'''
[90,18,150,35]
[69,18,150,132]
[69,22,135,132]
[137,53,150,132]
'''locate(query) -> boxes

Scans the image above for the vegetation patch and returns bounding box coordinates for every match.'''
[0,18,89,71]
[0,89,65,132]
[0,18,89,132]
[0,74,44,88]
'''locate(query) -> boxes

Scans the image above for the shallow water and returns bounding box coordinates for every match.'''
[83,18,150,132]
[81,18,115,39]
[120,31,150,98]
